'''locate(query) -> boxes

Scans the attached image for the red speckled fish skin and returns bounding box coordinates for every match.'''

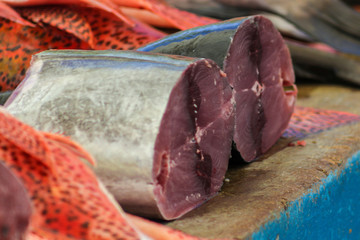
[2,0,134,26]
[0,17,90,92]
[17,6,95,48]
[0,107,143,240]
[82,7,166,50]
[0,5,166,92]
[283,106,360,138]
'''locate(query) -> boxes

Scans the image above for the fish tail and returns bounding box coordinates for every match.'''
[41,132,96,166]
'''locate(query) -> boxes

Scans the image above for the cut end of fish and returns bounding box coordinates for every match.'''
[224,15,296,162]
[152,59,234,220]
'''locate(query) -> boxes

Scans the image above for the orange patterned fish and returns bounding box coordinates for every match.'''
[283,106,360,139]
[0,107,146,239]
[1,0,133,25]
[0,17,91,92]
[0,3,168,92]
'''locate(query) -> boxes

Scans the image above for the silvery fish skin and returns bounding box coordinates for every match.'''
[140,16,297,162]
[5,50,234,220]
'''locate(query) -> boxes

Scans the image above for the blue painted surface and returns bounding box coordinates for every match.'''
[252,150,360,240]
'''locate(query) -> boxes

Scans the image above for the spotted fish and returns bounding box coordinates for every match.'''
[0,17,90,92]
[283,106,360,139]
[0,107,147,239]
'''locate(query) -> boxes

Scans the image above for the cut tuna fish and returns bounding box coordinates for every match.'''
[140,16,297,161]
[5,50,234,220]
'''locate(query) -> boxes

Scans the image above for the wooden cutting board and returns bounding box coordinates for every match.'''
[166,84,360,239]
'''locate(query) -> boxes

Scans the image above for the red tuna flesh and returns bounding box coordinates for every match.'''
[224,16,297,161]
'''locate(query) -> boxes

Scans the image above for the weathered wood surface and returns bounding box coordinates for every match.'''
[167,84,360,239]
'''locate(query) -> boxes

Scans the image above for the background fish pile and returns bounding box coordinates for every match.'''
[0,0,360,239]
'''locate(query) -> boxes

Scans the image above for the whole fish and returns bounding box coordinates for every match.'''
[0,161,32,240]
[5,50,235,220]
[167,0,360,56]
[139,16,297,162]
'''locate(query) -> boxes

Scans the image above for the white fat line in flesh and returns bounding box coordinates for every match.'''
[251,81,265,97]
[195,120,216,143]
